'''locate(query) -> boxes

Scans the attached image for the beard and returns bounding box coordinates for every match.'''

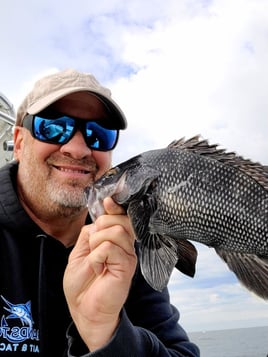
[17,150,97,218]
[47,177,88,208]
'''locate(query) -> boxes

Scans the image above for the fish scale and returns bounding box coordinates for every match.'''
[146,149,268,253]
[85,135,268,299]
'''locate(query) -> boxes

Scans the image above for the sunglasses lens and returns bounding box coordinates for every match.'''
[30,115,118,151]
[34,116,75,144]
[85,122,118,150]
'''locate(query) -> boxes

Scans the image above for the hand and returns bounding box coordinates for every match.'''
[63,197,137,351]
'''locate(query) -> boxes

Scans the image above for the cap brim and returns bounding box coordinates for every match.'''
[27,87,127,129]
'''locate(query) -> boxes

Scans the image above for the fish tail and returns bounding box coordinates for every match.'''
[215,248,268,300]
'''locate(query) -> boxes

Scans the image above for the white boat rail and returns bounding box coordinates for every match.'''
[0,92,15,167]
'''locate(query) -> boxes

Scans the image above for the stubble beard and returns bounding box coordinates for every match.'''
[49,177,88,208]
[19,162,95,218]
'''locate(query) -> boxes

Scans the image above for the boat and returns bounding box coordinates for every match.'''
[0,92,15,167]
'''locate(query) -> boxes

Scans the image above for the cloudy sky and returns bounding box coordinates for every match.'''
[1,0,268,333]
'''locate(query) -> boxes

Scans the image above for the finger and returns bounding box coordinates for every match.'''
[88,240,137,278]
[95,212,130,231]
[69,224,96,259]
[94,208,137,244]
[89,224,135,256]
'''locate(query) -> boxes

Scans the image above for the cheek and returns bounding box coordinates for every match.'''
[15,134,55,163]
[93,151,112,178]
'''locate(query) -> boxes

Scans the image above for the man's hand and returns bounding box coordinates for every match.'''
[63,197,137,351]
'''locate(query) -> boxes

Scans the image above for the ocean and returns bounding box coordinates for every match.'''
[188,326,268,357]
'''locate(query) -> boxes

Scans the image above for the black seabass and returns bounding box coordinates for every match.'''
[86,135,268,299]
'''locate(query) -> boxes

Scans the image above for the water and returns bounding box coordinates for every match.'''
[189,326,268,357]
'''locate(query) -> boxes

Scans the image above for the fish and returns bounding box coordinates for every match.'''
[85,135,268,300]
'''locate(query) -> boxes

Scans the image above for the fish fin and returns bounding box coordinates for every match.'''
[148,212,198,278]
[168,135,268,190]
[139,234,179,291]
[167,135,229,157]
[127,192,197,290]
[127,195,178,291]
[215,248,268,300]
[175,240,197,278]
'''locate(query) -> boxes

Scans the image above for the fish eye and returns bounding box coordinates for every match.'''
[105,168,119,177]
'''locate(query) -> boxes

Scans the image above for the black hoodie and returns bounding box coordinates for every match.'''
[0,162,73,355]
[0,162,199,357]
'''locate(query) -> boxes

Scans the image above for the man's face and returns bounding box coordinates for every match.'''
[13,92,114,216]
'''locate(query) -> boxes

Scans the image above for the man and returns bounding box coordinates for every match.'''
[0,68,199,356]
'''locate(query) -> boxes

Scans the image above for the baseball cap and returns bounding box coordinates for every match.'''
[16,68,127,129]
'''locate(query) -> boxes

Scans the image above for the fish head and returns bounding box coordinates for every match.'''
[85,155,159,221]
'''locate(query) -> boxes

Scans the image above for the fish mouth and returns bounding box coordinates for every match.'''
[85,171,129,221]
[85,186,104,221]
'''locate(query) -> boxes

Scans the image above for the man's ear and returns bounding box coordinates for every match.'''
[13,127,24,161]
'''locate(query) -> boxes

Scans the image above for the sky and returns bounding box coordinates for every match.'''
[1,0,268,333]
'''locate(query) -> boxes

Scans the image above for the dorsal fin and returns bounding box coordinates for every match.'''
[168,135,268,191]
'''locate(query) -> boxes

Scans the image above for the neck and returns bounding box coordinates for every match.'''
[17,182,89,246]
[23,201,88,247]
[35,211,88,247]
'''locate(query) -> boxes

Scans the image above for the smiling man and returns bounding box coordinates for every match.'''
[0,68,199,356]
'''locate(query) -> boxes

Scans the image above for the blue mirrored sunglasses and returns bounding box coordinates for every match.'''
[22,113,119,151]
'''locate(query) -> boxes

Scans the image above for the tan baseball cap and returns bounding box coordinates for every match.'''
[16,68,127,129]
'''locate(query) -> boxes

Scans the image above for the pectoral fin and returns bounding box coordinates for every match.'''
[128,197,198,290]
[127,197,177,291]
[139,234,179,291]
[138,236,198,291]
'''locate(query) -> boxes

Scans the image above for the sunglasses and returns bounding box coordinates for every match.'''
[22,112,119,151]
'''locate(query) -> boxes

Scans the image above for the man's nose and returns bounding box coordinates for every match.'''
[59,129,91,158]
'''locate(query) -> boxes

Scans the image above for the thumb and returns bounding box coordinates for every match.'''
[103,197,126,215]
